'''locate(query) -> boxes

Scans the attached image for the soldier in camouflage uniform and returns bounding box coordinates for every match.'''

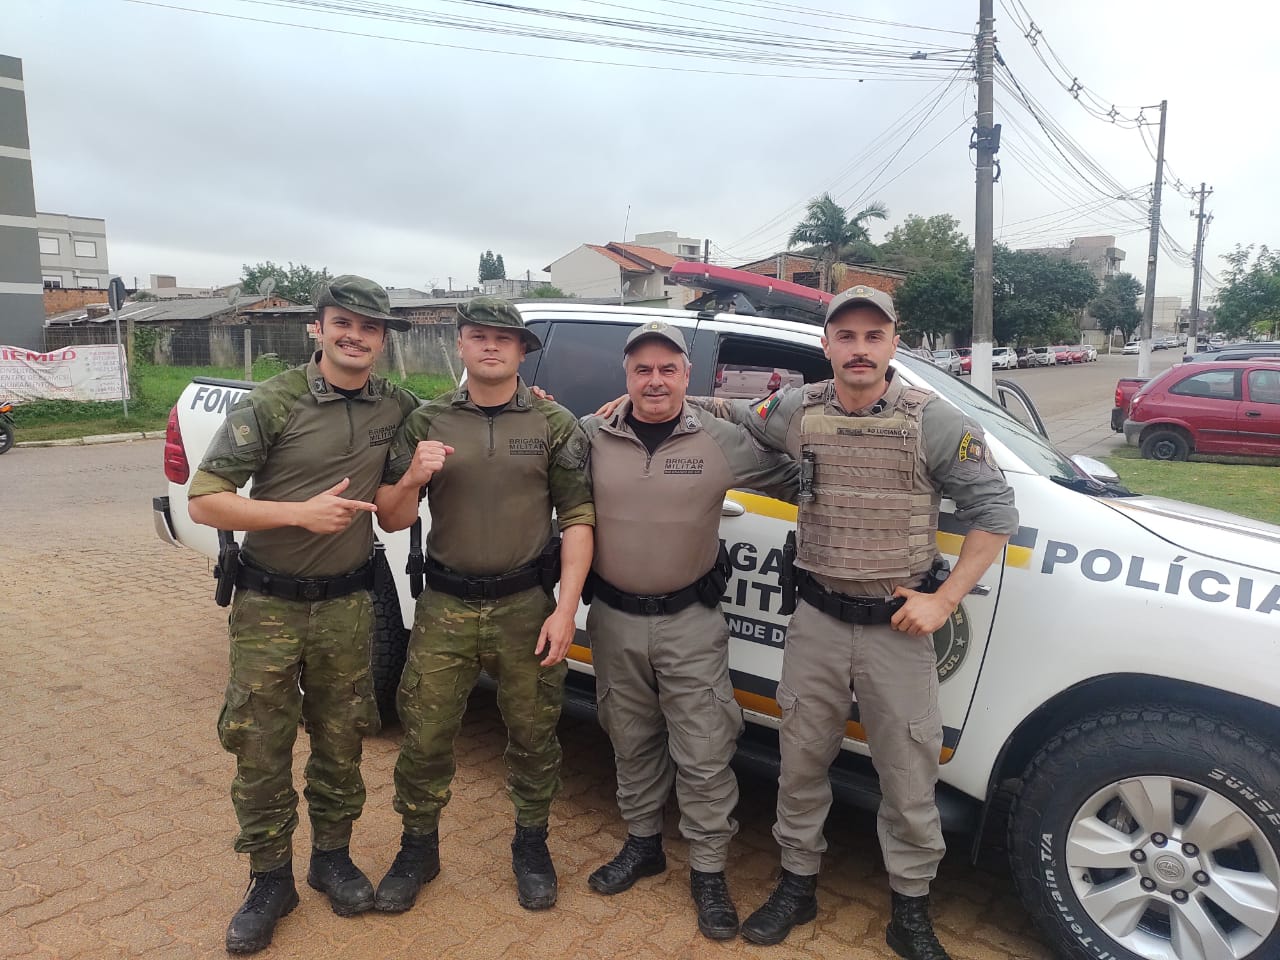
[372,296,594,914]
[188,276,419,955]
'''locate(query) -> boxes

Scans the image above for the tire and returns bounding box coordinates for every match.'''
[370,547,409,726]
[1140,429,1191,461]
[1009,707,1280,960]
[0,423,12,455]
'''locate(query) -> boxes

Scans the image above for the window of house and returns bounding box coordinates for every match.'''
[74,239,97,258]
[791,272,820,288]
[1170,369,1240,401]
[43,276,63,288]
[39,237,59,256]
[78,278,99,289]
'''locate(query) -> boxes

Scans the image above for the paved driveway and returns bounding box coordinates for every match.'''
[0,441,1051,959]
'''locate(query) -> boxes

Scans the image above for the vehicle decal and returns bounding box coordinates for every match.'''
[189,385,248,414]
[1040,539,1280,615]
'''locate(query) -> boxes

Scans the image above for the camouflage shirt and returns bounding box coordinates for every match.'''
[383,378,594,577]
[189,353,420,578]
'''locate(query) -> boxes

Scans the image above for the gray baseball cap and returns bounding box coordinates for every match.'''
[624,320,688,355]
[824,284,898,326]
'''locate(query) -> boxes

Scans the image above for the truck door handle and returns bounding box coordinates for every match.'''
[969,584,992,597]
[721,498,746,517]
[1245,410,1262,417]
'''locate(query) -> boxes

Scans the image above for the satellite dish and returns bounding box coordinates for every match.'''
[258,277,276,298]
[226,285,242,308]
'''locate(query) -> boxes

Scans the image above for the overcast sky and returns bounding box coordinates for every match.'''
[9,0,1272,302]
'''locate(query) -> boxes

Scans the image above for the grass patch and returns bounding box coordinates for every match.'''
[1102,449,1280,526]
[12,365,458,442]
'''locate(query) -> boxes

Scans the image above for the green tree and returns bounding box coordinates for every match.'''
[788,193,889,292]
[525,285,571,298]
[878,214,971,272]
[895,265,973,349]
[1215,245,1280,340]
[1088,272,1144,343]
[478,250,506,282]
[239,261,332,303]
[992,247,1098,345]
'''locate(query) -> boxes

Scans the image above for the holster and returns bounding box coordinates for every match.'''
[538,536,563,598]
[407,518,425,599]
[779,530,798,616]
[696,541,732,607]
[213,529,241,608]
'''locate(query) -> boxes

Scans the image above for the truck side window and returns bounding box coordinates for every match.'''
[518,321,548,385]
[712,336,828,400]
[536,321,664,417]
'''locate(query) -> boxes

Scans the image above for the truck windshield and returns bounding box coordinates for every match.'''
[893,353,1086,481]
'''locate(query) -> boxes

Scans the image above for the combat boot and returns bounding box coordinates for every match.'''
[511,823,558,910]
[373,832,440,913]
[587,834,665,895]
[306,845,374,916]
[886,892,952,960]
[690,869,740,941]
[225,864,299,955]
[740,868,818,945]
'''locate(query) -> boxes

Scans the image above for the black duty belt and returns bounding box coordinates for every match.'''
[236,559,375,602]
[424,557,543,602]
[796,569,935,625]
[590,572,707,617]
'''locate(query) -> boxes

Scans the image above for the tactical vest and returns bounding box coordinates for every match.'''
[796,384,939,582]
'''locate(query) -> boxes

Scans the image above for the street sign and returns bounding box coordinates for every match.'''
[108,276,127,312]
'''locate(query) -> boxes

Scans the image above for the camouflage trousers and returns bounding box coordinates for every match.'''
[218,588,379,872]
[393,586,566,835]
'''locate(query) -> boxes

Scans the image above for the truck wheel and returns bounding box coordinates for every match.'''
[1141,429,1190,461]
[0,423,12,455]
[1009,707,1280,960]
[370,549,409,726]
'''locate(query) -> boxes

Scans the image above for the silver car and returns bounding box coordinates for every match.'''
[931,349,963,375]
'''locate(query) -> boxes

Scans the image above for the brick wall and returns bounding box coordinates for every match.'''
[831,264,904,296]
[44,287,108,317]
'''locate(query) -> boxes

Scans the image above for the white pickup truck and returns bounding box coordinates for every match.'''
[155,302,1280,960]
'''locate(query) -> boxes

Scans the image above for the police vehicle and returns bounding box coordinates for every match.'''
[156,302,1280,960]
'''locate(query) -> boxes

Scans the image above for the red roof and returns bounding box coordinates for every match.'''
[607,242,680,270]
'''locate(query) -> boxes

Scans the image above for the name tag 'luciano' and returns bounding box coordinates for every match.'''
[665,457,705,475]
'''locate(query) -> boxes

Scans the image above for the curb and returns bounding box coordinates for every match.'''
[17,431,164,449]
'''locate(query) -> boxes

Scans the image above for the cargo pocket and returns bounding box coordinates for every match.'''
[595,683,621,740]
[906,705,943,801]
[712,677,745,741]
[353,672,380,737]
[217,680,253,753]
[396,666,422,730]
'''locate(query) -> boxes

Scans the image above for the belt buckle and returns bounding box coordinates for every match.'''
[640,597,663,616]
[299,580,325,602]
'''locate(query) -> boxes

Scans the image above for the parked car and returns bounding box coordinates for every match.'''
[1078,344,1098,361]
[713,364,802,399]
[1111,375,1150,431]
[991,346,1019,370]
[1196,342,1280,363]
[931,349,962,375]
[1123,339,1140,355]
[1123,360,1280,459]
[1051,345,1079,365]
[1028,346,1057,366]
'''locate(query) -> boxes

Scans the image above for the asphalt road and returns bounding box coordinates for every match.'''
[0,439,1054,959]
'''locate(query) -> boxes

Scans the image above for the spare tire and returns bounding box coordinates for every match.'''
[370,545,409,726]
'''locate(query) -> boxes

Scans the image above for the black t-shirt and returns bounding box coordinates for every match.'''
[332,385,364,400]
[477,403,508,418]
[626,411,679,456]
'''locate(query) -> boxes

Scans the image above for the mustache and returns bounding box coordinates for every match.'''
[336,339,370,351]
[843,358,876,368]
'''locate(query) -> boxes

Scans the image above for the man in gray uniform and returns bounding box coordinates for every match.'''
[580,321,798,941]
[702,287,1017,960]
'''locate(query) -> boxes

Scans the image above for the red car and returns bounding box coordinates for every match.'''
[1123,360,1280,459]
[957,348,972,375]
[1052,344,1081,365]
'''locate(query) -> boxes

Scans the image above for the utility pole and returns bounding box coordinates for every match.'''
[703,238,710,264]
[1137,99,1167,377]
[970,0,997,396]
[1185,182,1213,360]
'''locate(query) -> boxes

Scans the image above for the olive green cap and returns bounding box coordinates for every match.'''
[824,284,897,326]
[624,320,688,355]
[313,275,409,331]
[456,296,542,352]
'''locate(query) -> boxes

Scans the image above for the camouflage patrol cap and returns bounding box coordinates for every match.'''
[624,320,688,355]
[313,275,409,331]
[456,296,542,352]
[824,284,898,327]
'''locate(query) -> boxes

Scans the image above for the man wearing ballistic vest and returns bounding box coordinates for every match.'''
[701,286,1017,959]
[580,321,799,940]
[188,276,420,955]
[372,297,595,915]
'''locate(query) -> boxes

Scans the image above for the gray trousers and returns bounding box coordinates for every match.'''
[774,598,945,897]
[587,599,746,872]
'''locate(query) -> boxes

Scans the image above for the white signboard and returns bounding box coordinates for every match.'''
[0,345,130,402]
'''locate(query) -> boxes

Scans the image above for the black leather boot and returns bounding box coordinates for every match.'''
[587,834,666,895]
[511,824,558,910]
[740,869,818,946]
[886,892,952,960]
[374,832,440,913]
[225,865,299,955]
[306,846,374,916]
[690,869,740,941]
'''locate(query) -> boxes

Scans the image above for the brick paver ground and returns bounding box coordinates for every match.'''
[0,440,1052,959]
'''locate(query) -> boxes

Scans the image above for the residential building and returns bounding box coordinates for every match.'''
[735,252,907,296]
[1022,235,1126,284]
[633,230,706,261]
[545,241,698,306]
[479,277,552,298]
[37,212,110,289]
[0,54,45,349]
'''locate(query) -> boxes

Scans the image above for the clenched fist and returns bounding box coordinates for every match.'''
[403,440,454,488]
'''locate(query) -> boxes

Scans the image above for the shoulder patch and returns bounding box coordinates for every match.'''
[555,430,590,470]
[957,431,983,463]
[754,393,780,421]
[226,405,263,455]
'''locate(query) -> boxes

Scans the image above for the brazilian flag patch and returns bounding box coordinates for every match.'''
[755,393,779,421]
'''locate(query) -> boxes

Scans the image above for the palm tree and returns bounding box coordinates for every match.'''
[787,193,889,292]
